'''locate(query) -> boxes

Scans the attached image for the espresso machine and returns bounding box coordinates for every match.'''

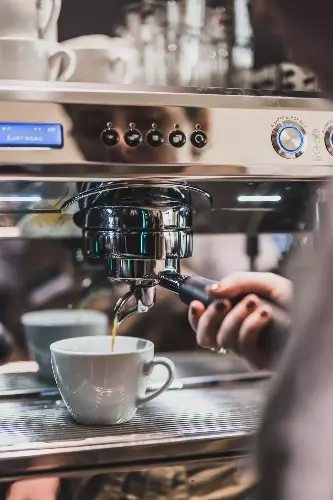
[0,81,332,482]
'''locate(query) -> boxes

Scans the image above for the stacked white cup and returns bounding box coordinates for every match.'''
[0,0,76,81]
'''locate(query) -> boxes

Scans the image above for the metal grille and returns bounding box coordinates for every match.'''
[0,373,56,398]
[0,385,265,451]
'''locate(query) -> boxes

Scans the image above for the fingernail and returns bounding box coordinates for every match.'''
[214,301,226,312]
[247,300,256,311]
[207,283,221,292]
[191,307,197,316]
[261,310,269,319]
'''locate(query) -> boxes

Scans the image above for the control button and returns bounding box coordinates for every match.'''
[169,130,186,148]
[190,130,208,148]
[324,125,333,156]
[147,129,164,147]
[124,128,142,148]
[100,127,120,147]
[271,120,306,159]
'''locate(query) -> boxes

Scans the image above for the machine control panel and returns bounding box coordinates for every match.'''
[324,124,333,156]
[100,124,207,149]
[271,120,306,159]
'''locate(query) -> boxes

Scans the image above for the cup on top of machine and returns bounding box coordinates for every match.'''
[22,309,108,382]
[62,35,139,84]
[0,0,61,40]
[51,336,175,425]
[0,38,76,81]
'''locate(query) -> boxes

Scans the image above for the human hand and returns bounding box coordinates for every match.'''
[6,478,59,500]
[188,272,292,369]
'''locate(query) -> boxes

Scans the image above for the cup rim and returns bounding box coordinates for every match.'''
[22,309,108,327]
[50,335,154,356]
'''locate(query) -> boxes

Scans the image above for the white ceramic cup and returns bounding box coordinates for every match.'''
[0,0,61,39]
[65,47,136,84]
[22,310,108,381]
[51,336,175,425]
[38,0,62,41]
[0,38,76,81]
[62,35,139,84]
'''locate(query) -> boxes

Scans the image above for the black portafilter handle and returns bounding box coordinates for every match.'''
[158,272,290,359]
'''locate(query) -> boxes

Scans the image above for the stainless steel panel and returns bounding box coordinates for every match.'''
[0,83,332,181]
[0,384,266,479]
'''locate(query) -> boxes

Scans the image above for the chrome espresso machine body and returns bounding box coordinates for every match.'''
[0,82,331,322]
[0,81,333,480]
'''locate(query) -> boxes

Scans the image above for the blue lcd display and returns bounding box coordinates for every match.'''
[0,123,63,148]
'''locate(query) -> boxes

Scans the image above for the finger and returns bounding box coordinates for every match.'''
[216,295,261,350]
[206,272,292,307]
[238,305,272,367]
[188,300,205,332]
[196,300,231,349]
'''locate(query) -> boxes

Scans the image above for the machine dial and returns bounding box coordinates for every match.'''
[324,125,333,156]
[271,120,306,159]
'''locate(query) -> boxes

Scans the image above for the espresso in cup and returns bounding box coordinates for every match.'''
[51,336,175,425]
[22,310,108,381]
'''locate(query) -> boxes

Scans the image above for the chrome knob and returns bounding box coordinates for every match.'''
[271,120,306,159]
[324,125,333,156]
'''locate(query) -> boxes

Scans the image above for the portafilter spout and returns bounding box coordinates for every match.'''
[113,285,156,328]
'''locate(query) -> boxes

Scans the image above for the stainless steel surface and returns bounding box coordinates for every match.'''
[113,285,156,326]
[107,259,181,285]
[0,82,332,181]
[0,384,266,479]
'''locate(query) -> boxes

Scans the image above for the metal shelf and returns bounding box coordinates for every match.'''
[0,383,267,480]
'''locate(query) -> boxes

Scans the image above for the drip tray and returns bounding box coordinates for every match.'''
[0,384,267,479]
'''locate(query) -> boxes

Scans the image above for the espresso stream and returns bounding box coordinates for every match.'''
[111,315,119,352]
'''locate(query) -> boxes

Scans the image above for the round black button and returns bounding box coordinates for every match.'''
[100,127,120,147]
[147,129,164,147]
[124,128,142,148]
[169,130,186,148]
[190,130,208,148]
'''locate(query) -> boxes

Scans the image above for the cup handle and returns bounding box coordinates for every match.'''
[136,357,175,406]
[109,54,136,84]
[40,0,62,38]
[49,49,76,82]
